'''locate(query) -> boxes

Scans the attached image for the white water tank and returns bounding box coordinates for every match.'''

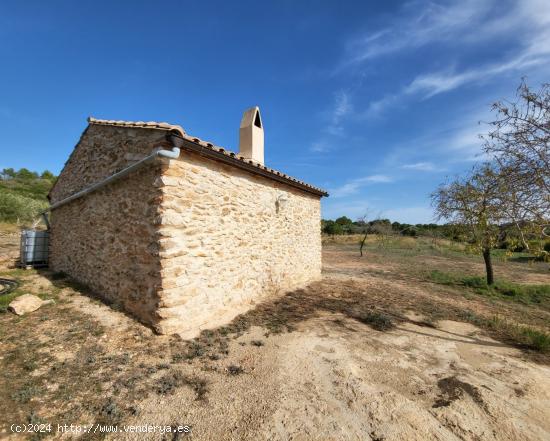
[20,230,49,267]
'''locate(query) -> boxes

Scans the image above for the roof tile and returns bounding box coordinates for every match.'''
[87,116,327,196]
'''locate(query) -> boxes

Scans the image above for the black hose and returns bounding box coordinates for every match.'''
[0,278,18,296]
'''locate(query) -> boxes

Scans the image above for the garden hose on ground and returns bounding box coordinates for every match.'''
[0,278,18,296]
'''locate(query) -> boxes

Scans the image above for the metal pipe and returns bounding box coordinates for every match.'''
[44,145,180,214]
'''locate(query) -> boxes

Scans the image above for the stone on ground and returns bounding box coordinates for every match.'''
[8,294,54,316]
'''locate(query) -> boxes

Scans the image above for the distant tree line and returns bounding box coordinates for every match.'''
[0,168,57,223]
[322,216,455,238]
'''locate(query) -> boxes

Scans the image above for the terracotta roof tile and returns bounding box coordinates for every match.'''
[87,116,328,196]
[88,117,186,136]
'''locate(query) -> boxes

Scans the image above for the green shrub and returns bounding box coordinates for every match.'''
[323,221,344,235]
[0,168,55,224]
[520,327,550,352]
[428,270,456,285]
[461,276,487,289]
[0,191,48,223]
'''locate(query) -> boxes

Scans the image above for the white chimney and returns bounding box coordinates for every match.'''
[239,106,264,165]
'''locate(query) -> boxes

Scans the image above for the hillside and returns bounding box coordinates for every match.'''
[0,168,56,224]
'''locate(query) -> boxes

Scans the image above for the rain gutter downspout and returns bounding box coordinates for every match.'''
[42,144,180,220]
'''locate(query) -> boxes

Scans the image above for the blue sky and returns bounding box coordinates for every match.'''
[1,1,549,223]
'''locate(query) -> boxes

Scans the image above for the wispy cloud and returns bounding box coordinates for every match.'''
[310,90,352,152]
[381,107,491,169]
[343,0,495,65]
[406,53,548,99]
[400,162,442,172]
[352,0,550,115]
[330,174,393,198]
[363,93,400,119]
[444,124,491,162]
[327,90,352,136]
[310,140,332,153]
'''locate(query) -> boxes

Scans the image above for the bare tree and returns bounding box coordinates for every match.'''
[357,209,381,257]
[432,165,503,285]
[372,222,393,249]
[482,80,550,252]
[357,210,372,257]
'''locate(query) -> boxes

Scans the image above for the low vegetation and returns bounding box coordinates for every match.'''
[1,228,549,438]
[0,168,56,224]
[427,270,550,307]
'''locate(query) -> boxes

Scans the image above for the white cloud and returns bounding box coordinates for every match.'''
[310,90,353,152]
[363,93,400,119]
[327,90,352,136]
[310,140,332,153]
[379,104,493,168]
[355,0,550,114]
[400,162,441,172]
[406,54,548,99]
[329,174,393,198]
[364,174,393,183]
[444,124,491,162]
[343,0,495,65]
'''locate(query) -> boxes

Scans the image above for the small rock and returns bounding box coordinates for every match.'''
[8,294,55,316]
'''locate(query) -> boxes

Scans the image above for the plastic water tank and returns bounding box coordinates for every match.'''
[20,230,49,267]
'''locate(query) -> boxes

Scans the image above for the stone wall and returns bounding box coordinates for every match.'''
[49,126,168,326]
[49,124,323,336]
[49,125,167,202]
[154,152,322,336]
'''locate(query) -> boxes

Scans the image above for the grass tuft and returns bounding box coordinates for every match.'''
[458,312,550,353]
[353,311,394,331]
[428,270,550,306]
[227,364,244,375]
[155,371,208,400]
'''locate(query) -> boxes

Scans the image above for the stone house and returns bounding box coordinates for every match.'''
[48,108,327,337]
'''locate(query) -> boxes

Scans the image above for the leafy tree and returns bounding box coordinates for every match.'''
[335,216,353,226]
[40,170,56,181]
[432,165,502,285]
[482,80,550,253]
[323,220,344,236]
[16,168,39,180]
[0,192,48,223]
[1,168,16,180]
[334,216,353,234]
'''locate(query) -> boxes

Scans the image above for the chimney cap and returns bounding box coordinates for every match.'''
[240,106,262,129]
[238,106,264,165]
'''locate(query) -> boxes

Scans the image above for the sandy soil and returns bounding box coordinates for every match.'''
[119,316,550,441]
[1,242,550,440]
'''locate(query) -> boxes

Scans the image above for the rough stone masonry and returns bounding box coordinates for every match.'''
[48,110,327,337]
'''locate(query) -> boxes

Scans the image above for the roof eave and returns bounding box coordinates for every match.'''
[167,132,328,198]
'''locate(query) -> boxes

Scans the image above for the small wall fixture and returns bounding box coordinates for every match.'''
[275,194,288,213]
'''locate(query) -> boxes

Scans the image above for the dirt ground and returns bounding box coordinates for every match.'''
[1,237,550,440]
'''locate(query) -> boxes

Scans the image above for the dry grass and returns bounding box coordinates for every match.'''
[0,222,20,233]
[1,233,549,438]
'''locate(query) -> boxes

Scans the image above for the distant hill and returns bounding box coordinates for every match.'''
[0,168,56,224]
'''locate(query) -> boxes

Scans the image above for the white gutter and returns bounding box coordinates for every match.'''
[43,145,180,220]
